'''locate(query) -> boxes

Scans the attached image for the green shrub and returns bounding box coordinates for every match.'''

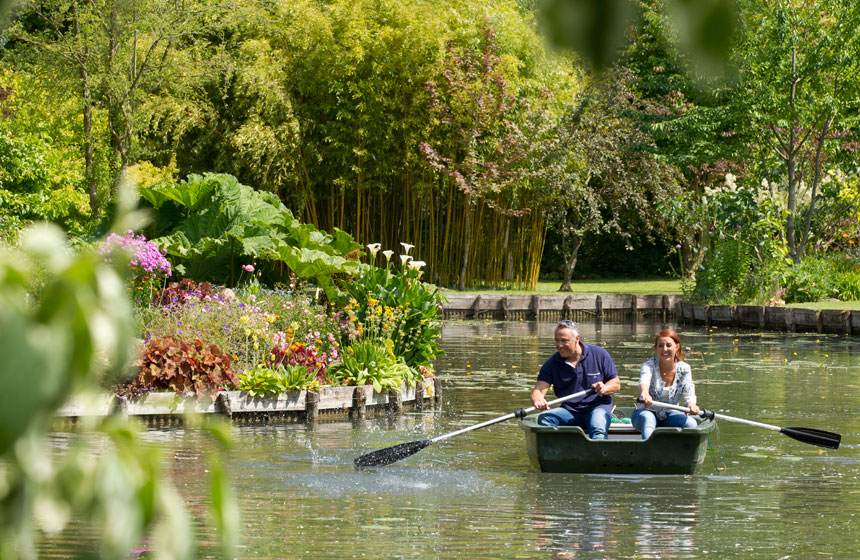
[139,173,360,298]
[834,268,860,301]
[689,237,752,304]
[330,340,421,393]
[781,255,844,303]
[237,363,319,396]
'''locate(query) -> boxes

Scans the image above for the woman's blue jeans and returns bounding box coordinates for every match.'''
[537,407,611,440]
[632,408,697,440]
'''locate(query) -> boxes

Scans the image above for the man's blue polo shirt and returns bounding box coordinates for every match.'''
[538,342,618,414]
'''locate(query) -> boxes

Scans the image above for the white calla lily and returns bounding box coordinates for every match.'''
[366,243,381,260]
[399,254,413,266]
[400,242,414,255]
[382,250,394,264]
[407,260,426,270]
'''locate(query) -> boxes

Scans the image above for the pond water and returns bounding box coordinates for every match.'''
[42,319,860,559]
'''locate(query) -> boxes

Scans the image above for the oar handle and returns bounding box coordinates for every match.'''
[641,399,841,449]
[636,398,716,420]
[431,388,596,444]
[514,387,597,419]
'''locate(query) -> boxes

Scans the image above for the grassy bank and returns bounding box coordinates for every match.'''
[784,300,860,311]
[444,278,684,296]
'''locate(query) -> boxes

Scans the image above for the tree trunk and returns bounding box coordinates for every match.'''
[74,1,99,218]
[458,194,472,291]
[559,233,582,292]
[785,48,800,264]
[559,211,582,292]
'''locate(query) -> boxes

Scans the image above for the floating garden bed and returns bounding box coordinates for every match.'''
[57,379,442,426]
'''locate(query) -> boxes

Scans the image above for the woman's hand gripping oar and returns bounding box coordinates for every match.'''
[644,399,841,449]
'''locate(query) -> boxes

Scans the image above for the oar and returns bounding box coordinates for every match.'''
[354,388,596,467]
[643,400,841,449]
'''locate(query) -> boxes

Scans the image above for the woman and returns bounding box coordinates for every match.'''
[632,329,700,440]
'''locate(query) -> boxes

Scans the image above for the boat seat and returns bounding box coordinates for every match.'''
[608,422,640,435]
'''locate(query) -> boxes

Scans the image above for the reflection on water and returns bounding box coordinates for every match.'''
[39,320,860,559]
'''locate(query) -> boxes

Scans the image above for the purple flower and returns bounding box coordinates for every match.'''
[675,244,682,249]
[98,231,172,276]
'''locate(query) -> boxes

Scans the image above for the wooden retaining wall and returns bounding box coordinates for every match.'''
[441,293,681,322]
[56,379,443,426]
[677,302,859,335]
[441,293,859,335]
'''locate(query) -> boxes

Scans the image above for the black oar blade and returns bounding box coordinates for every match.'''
[354,439,431,468]
[781,427,841,450]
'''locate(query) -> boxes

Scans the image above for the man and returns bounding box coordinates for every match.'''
[530,320,621,439]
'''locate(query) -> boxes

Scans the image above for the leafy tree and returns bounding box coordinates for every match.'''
[733,0,860,263]
[541,68,682,290]
[148,0,578,289]
[7,0,211,217]
[0,69,91,240]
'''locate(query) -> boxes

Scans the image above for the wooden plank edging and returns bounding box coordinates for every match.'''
[678,303,859,334]
[56,380,438,421]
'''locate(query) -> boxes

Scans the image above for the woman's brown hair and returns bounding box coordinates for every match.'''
[654,329,684,362]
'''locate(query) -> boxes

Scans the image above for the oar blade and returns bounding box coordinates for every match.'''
[354,439,431,468]
[781,427,841,450]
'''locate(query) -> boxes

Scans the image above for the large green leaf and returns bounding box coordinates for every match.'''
[142,173,361,288]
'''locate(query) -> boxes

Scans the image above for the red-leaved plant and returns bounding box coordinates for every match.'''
[128,336,239,397]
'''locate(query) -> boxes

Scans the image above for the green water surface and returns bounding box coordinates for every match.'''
[41,320,860,559]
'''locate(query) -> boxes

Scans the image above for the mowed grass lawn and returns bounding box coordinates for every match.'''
[445,278,684,296]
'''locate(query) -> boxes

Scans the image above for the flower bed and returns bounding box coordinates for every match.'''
[110,239,446,406]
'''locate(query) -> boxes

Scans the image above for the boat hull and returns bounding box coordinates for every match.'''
[520,407,715,474]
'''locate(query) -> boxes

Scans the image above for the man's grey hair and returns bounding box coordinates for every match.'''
[555,320,579,337]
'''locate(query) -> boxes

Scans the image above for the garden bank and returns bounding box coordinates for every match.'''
[441,293,860,335]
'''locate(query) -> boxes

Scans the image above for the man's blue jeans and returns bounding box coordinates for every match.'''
[631,408,697,440]
[537,407,611,440]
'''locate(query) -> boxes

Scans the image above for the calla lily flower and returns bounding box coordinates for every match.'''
[399,254,413,266]
[366,243,381,259]
[407,260,426,270]
[382,250,394,263]
[400,242,414,255]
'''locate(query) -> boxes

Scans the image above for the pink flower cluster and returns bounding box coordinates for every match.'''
[100,230,172,276]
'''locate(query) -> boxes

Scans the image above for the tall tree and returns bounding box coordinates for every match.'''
[734,0,860,263]
[542,68,681,291]
[8,0,207,216]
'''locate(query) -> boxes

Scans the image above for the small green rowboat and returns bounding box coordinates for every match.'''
[519,406,715,474]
